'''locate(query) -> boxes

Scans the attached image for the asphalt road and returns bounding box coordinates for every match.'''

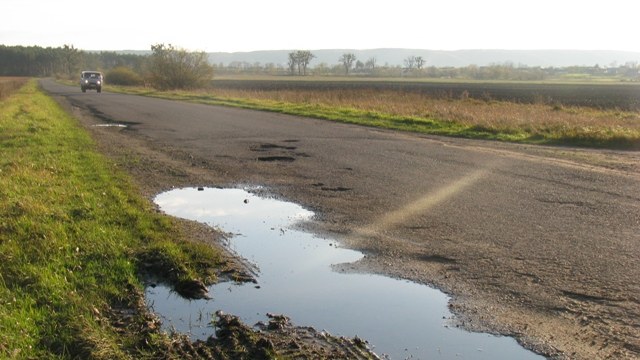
[42,79,640,359]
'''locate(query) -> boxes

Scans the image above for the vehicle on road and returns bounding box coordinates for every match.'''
[80,71,103,93]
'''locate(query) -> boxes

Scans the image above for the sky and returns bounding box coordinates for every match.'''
[1,0,638,53]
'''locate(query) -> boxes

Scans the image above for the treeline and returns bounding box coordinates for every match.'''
[216,61,640,81]
[3,45,638,84]
[0,44,213,89]
[0,45,144,77]
[216,51,640,82]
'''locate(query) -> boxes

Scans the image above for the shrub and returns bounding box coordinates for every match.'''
[148,44,214,90]
[105,66,143,86]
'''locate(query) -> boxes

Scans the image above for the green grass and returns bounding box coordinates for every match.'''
[0,80,222,358]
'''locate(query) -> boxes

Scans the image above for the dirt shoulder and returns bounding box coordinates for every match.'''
[56,88,639,360]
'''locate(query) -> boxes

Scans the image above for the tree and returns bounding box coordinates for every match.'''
[403,56,425,75]
[61,44,81,77]
[288,50,315,75]
[296,50,315,75]
[365,57,377,71]
[288,52,297,75]
[148,44,214,90]
[404,56,416,71]
[0,45,147,77]
[339,53,356,75]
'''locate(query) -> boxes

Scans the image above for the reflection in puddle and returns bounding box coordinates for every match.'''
[148,187,543,360]
[92,123,127,128]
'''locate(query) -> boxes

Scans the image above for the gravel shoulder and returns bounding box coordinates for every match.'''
[45,80,640,359]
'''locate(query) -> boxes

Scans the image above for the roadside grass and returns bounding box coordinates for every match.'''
[107,85,640,149]
[0,80,222,358]
[0,77,28,100]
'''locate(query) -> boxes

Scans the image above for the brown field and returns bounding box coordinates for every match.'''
[207,85,640,147]
[0,77,28,100]
[212,79,640,110]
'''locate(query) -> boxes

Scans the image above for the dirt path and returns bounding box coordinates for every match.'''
[43,79,640,359]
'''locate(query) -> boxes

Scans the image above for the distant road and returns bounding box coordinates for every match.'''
[41,79,640,359]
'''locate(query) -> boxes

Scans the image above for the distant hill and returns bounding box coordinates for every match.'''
[207,49,640,68]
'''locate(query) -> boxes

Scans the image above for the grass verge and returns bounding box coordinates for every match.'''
[107,84,640,149]
[0,77,28,100]
[0,80,222,358]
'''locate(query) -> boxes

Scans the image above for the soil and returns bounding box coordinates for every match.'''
[49,83,640,360]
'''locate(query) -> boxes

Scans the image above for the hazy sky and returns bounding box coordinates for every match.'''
[1,0,638,53]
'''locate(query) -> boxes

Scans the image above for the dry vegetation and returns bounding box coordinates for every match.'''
[207,87,640,147]
[0,77,28,100]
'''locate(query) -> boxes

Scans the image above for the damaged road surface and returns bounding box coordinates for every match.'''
[148,187,543,359]
[41,79,640,359]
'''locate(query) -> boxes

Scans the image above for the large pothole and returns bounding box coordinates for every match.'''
[146,186,544,360]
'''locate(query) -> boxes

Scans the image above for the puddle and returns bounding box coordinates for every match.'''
[148,187,544,360]
[92,123,127,128]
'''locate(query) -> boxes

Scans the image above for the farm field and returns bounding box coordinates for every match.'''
[211,78,640,110]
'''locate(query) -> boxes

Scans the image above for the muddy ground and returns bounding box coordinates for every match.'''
[48,81,640,359]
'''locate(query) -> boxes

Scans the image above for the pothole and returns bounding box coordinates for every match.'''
[147,187,544,360]
[257,156,296,162]
[92,123,127,128]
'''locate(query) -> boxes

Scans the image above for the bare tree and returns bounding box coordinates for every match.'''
[296,50,315,75]
[339,53,357,75]
[365,57,377,71]
[415,56,425,70]
[288,52,297,75]
[404,56,416,71]
[288,50,315,75]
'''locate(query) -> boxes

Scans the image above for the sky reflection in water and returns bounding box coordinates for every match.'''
[148,187,543,360]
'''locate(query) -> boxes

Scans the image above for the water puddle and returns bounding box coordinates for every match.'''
[92,123,127,128]
[147,187,544,359]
